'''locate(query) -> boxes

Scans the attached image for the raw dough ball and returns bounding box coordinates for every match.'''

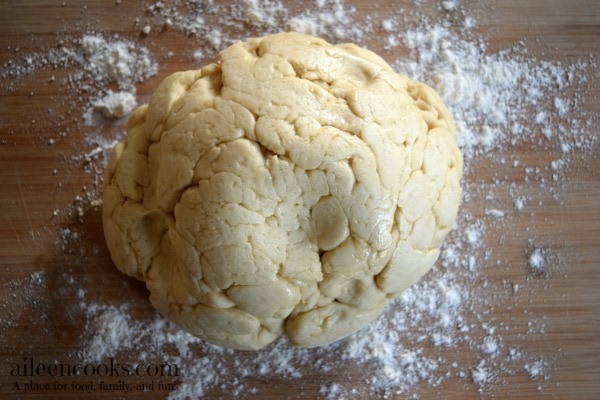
[102,32,462,350]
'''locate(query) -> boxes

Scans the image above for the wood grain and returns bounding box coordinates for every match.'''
[0,1,598,399]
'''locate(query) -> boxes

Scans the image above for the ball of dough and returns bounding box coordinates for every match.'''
[102,32,462,350]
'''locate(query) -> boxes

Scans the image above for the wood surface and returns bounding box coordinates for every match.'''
[0,1,598,399]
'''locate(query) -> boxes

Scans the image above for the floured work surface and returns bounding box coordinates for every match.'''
[0,1,598,399]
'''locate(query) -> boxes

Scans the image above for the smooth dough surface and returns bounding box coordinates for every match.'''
[102,32,463,350]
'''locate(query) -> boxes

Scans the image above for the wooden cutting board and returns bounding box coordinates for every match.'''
[1,1,598,399]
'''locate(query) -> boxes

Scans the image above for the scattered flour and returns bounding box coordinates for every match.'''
[471,361,491,385]
[394,23,595,161]
[4,34,154,86]
[285,0,367,40]
[524,359,548,379]
[2,0,596,399]
[1,33,154,218]
[528,247,546,272]
[83,90,137,125]
[144,0,369,57]
[1,33,157,123]
[78,34,157,87]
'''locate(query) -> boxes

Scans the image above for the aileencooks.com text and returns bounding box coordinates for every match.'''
[9,357,180,378]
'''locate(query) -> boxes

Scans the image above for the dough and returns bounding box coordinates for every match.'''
[102,32,463,350]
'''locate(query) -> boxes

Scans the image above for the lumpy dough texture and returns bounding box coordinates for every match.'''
[102,32,463,350]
